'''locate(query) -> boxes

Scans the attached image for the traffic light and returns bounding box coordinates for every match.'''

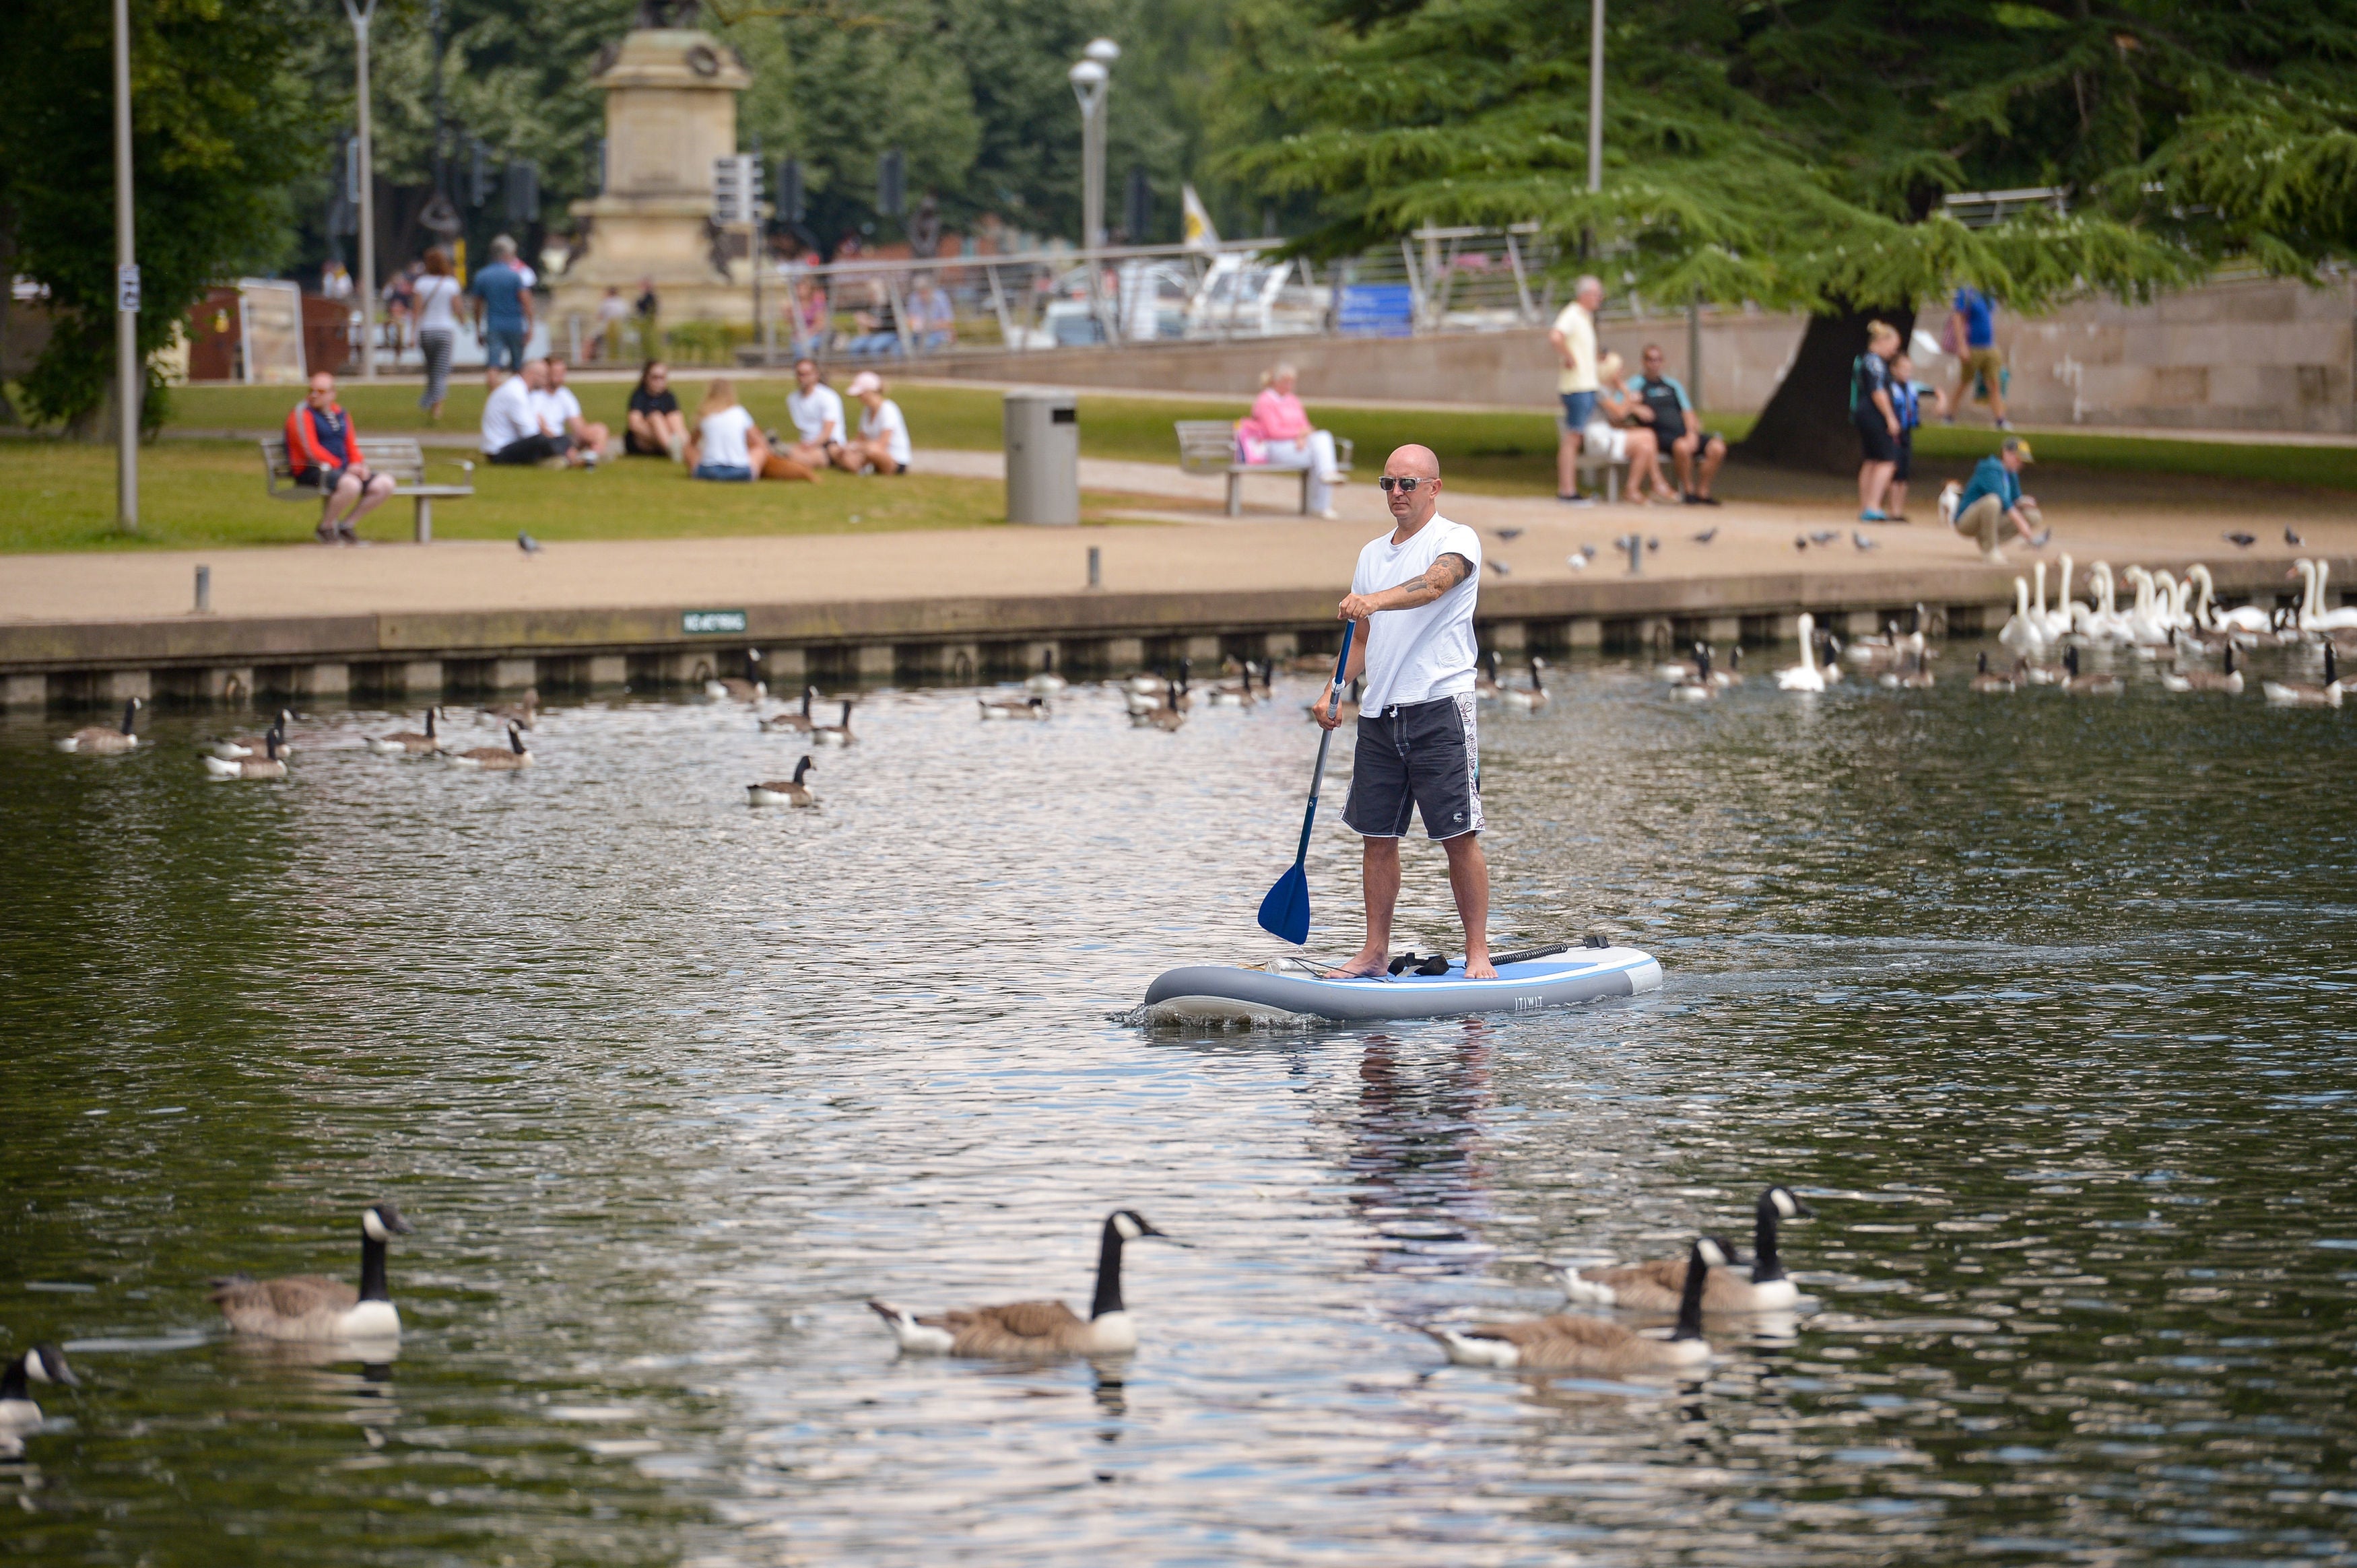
[877,147,905,218]
[776,156,804,226]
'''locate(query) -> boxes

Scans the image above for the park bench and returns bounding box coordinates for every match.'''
[1563,415,1630,504]
[1174,421,1356,518]
[259,436,474,543]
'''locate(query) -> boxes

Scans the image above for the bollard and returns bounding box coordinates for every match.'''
[193,564,211,613]
[1622,534,1642,575]
[1088,545,1102,588]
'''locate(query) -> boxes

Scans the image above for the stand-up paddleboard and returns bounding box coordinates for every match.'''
[1143,941,1662,1025]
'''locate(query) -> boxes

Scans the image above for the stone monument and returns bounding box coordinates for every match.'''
[551,6,755,333]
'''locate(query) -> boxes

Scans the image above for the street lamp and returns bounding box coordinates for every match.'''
[1068,37,1119,252]
[1587,0,1603,193]
[112,0,137,532]
[340,0,380,379]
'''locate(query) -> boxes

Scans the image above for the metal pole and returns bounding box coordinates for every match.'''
[345,0,380,380]
[112,0,137,532]
[1687,292,1702,411]
[1587,0,1605,194]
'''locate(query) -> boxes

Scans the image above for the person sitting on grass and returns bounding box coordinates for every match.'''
[533,356,611,466]
[480,359,585,469]
[1951,436,2047,564]
[784,357,846,471]
[1627,343,1725,505]
[624,361,686,461]
[286,370,395,545]
[685,378,770,482]
[838,370,912,475]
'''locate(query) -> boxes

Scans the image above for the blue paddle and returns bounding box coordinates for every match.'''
[1257,620,1357,946]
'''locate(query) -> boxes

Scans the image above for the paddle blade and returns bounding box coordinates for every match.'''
[1257,863,1312,946]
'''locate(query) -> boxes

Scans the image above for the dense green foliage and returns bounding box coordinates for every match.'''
[0,0,315,432]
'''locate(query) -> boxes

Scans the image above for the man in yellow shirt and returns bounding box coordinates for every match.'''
[1549,275,1603,504]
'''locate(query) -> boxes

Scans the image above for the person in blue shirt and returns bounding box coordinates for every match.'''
[1628,343,1726,504]
[1884,351,1946,522]
[467,235,536,372]
[1950,437,2045,563]
[1947,285,2009,430]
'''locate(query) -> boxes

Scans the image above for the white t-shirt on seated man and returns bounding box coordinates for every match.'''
[787,382,844,446]
[481,373,543,454]
[1351,512,1482,713]
[531,384,583,440]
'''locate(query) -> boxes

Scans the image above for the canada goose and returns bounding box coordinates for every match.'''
[2263,644,2343,707]
[1671,645,1715,701]
[57,697,142,753]
[209,708,296,760]
[211,1202,413,1342]
[1776,615,1826,692]
[367,708,444,755]
[1428,1236,1729,1374]
[747,755,818,807]
[1502,656,1551,710]
[1132,679,1187,730]
[2061,644,2124,696]
[2162,643,2243,694]
[482,687,539,728]
[1125,682,1168,716]
[1169,657,1197,712]
[811,699,856,746]
[979,693,1051,720]
[204,728,288,780]
[706,648,768,702]
[760,686,820,733]
[1026,650,1068,695]
[1880,646,1935,690]
[1205,660,1259,707]
[868,1209,1174,1357]
[0,1344,79,1429]
[1563,1188,1814,1312]
[1477,649,1505,698]
[1970,652,2016,693]
[449,721,535,768]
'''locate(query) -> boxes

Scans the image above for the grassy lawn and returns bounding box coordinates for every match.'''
[0,437,1031,553]
[161,377,2357,498]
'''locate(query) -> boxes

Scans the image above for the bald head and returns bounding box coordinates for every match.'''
[1386,444,1439,478]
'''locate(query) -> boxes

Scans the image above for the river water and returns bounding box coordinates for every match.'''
[3,645,2353,1567]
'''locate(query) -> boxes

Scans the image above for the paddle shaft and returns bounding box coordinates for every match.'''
[1293,621,1358,865]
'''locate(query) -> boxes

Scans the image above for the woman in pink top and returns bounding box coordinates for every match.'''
[1247,364,1344,518]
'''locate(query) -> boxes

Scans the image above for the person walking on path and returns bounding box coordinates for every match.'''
[1948,284,2010,430]
[469,237,535,374]
[1853,320,1902,522]
[285,371,394,543]
[1311,445,1495,980]
[1550,275,1603,504]
[411,246,462,422]
[1249,364,1346,519]
[1952,436,2045,564]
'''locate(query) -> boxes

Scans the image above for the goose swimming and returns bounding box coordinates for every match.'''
[57,698,142,754]
[211,1202,414,1342]
[1427,1236,1728,1374]
[1562,1186,1815,1312]
[868,1210,1175,1357]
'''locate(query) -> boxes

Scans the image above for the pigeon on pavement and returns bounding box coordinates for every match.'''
[1494,526,1525,541]
[1853,531,1880,551]
[1810,530,1840,545]
[1487,557,1513,576]
[1690,527,1719,545]
[2286,526,2304,545]
[1795,535,1810,551]
[1566,553,1589,570]
[2224,531,2257,548]
[518,532,542,555]
[1645,537,1661,552]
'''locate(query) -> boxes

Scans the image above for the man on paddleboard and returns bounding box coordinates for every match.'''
[1312,444,1495,979]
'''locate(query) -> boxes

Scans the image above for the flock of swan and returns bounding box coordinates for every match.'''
[5,1184,1818,1451]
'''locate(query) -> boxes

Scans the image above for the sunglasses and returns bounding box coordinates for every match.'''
[1376,475,1437,493]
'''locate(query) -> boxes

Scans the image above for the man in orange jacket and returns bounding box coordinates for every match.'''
[286,371,395,544]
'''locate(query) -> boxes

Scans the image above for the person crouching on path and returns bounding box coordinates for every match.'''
[1311,444,1496,980]
[286,370,394,544]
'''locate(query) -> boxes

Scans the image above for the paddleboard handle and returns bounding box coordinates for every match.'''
[1297,620,1357,863]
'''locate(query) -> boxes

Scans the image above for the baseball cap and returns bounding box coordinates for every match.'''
[847,371,883,397]
[2001,436,2034,462]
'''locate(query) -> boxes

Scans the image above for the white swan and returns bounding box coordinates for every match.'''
[1777,613,1827,691]
[2045,554,2077,640]
[2300,559,2357,633]
[2081,563,2133,644]
[2204,559,2276,634]
[1998,578,2048,656]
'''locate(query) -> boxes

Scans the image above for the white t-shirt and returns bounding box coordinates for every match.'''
[413,273,462,334]
[698,405,757,470]
[481,374,542,452]
[1552,301,1597,394]
[1351,514,1482,713]
[787,384,844,445]
[533,385,583,433]
[860,399,912,468]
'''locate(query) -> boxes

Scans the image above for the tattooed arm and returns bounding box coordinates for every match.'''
[1337,551,1473,621]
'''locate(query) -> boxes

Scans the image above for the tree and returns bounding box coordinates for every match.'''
[0,0,314,433]
[1222,0,2357,469]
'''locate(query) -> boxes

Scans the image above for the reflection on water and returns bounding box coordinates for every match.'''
[3,646,2353,1565]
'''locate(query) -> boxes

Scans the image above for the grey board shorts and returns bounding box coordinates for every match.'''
[1343,691,1484,840]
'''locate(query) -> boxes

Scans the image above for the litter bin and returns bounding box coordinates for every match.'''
[1004,388,1080,526]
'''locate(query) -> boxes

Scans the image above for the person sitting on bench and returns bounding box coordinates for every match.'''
[480,358,582,468]
[286,370,395,543]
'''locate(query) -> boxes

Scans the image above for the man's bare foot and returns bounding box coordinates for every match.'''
[1331,947,1390,979]
[1463,953,1498,980]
